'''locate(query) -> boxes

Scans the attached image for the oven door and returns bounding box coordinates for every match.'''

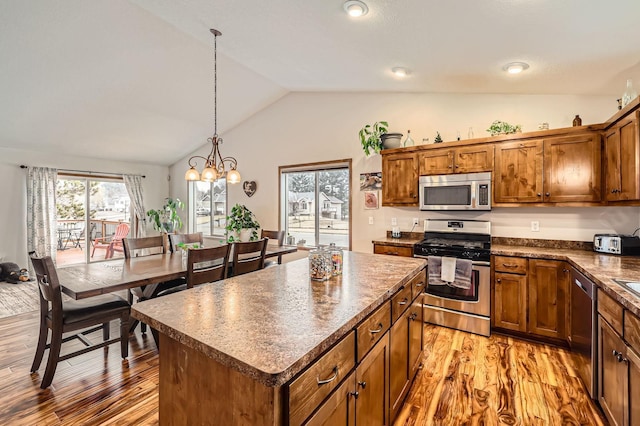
[423,261,490,317]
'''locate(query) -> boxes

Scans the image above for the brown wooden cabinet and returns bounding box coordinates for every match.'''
[597,290,640,426]
[493,256,528,332]
[373,243,414,257]
[418,144,494,175]
[389,289,423,423]
[492,256,568,341]
[355,332,390,425]
[494,132,601,204]
[528,259,569,339]
[381,152,418,206]
[604,110,640,202]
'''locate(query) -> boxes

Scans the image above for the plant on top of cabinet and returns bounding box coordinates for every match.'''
[359,121,389,156]
[487,120,521,136]
[434,132,443,143]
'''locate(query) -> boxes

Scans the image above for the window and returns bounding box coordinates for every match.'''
[280,160,351,249]
[189,179,227,237]
[55,176,131,266]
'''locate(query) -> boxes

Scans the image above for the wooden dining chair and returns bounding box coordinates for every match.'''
[185,245,231,288]
[123,235,184,334]
[168,232,204,253]
[230,238,268,277]
[261,230,285,267]
[29,255,130,389]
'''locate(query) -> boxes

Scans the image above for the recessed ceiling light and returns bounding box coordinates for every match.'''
[392,67,410,77]
[503,62,530,74]
[343,0,368,17]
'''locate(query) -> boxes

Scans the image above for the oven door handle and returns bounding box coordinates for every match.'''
[472,261,490,267]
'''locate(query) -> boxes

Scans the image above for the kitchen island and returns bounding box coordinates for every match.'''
[131,251,426,425]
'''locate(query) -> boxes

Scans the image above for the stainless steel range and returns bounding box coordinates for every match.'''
[414,219,491,336]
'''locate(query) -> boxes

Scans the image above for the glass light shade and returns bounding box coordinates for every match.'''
[201,166,218,182]
[185,167,200,181]
[226,169,241,184]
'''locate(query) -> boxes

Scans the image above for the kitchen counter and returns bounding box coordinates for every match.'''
[131,251,425,424]
[371,236,640,317]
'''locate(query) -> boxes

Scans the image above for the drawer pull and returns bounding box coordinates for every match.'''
[398,298,409,306]
[369,323,384,334]
[415,281,424,288]
[502,263,519,268]
[385,251,399,255]
[317,367,339,385]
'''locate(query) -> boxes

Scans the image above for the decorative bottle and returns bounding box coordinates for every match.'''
[572,115,582,127]
[328,243,343,276]
[403,130,414,147]
[622,79,638,108]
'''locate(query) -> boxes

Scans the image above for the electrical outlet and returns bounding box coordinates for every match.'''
[531,221,540,232]
[368,216,374,225]
[391,217,397,226]
[412,218,420,226]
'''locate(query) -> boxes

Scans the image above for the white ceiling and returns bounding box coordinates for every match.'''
[2,0,640,166]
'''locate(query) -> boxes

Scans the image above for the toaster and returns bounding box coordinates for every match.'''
[593,234,640,255]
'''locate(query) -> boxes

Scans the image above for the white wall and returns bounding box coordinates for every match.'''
[0,147,169,268]
[169,92,640,252]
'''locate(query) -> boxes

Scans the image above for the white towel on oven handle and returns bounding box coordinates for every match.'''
[440,257,456,282]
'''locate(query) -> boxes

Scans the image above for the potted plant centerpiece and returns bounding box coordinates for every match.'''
[486,120,522,136]
[225,204,260,242]
[146,198,185,233]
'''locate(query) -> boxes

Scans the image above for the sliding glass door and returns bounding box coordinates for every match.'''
[56,176,131,266]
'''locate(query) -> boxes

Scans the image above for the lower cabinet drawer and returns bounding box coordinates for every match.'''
[391,284,413,324]
[598,289,623,335]
[374,244,414,257]
[410,269,426,300]
[357,301,391,362]
[494,255,528,275]
[289,331,356,426]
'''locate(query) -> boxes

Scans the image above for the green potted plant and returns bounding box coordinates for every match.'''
[359,121,388,156]
[487,120,522,136]
[225,204,261,242]
[434,132,443,143]
[146,198,185,233]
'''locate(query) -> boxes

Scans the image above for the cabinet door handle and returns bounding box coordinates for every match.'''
[448,165,453,168]
[545,192,550,197]
[497,278,502,283]
[455,165,459,168]
[537,193,542,197]
[317,367,338,385]
[398,298,409,306]
[409,312,418,321]
[368,323,384,334]
[350,391,359,399]
[358,381,367,389]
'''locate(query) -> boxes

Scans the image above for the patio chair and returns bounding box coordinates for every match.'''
[91,223,130,259]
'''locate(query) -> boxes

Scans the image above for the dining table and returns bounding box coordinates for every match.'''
[57,244,298,300]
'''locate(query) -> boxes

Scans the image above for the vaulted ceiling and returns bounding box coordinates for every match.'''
[2,0,639,165]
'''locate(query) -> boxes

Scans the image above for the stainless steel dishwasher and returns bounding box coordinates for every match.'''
[569,268,597,399]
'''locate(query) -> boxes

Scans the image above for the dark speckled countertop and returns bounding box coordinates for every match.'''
[371,235,640,317]
[131,251,426,387]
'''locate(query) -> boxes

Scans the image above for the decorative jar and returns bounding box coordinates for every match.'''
[328,243,343,276]
[309,247,332,281]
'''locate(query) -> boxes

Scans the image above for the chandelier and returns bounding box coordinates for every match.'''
[185,29,241,184]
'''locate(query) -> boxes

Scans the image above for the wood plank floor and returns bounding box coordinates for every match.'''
[0,313,606,425]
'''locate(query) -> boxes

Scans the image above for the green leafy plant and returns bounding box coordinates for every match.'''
[487,120,522,136]
[146,198,185,233]
[176,242,200,250]
[225,204,261,242]
[434,132,443,143]
[359,121,389,156]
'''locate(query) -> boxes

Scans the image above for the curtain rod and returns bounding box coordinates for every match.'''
[19,165,146,178]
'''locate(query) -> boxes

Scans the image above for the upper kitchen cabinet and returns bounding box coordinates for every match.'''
[543,133,602,203]
[418,144,494,175]
[382,152,419,206]
[494,132,601,204]
[604,110,640,202]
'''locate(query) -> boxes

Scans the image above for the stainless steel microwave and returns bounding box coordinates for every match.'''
[419,172,491,211]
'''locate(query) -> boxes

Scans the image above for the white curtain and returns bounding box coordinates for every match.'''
[26,167,58,265]
[123,174,147,238]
